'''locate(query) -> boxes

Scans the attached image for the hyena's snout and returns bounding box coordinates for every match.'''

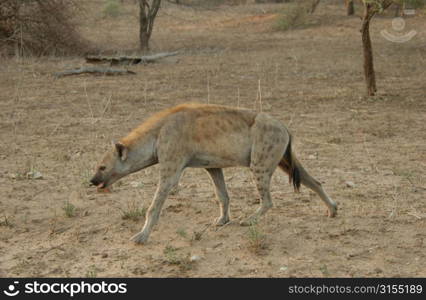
[89,176,100,186]
[89,173,107,188]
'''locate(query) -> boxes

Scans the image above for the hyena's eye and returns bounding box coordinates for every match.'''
[99,166,106,171]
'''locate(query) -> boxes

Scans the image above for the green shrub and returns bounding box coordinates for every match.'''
[275,3,308,31]
[400,0,425,9]
[103,0,121,18]
[63,201,76,218]
[247,224,268,255]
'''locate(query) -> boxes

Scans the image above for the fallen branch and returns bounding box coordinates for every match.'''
[53,67,136,78]
[85,51,179,66]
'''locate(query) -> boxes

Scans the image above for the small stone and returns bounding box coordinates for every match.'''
[190,255,201,262]
[279,266,288,272]
[345,181,355,188]
[33,172,43,179]
[27,171,43,180]
[308,154,316,160]
[130,181,143,188]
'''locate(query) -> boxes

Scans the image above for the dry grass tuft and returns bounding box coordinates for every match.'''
[63,201,76,218]
[0,216,14,228]
[163,245,195,271]
[246,223,269,255]
[120,201,147,221]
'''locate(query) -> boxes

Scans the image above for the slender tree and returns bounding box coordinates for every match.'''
[138,0,161,51]
[360,0,393,96]
[346,0,355,15]
[309,0,321,14]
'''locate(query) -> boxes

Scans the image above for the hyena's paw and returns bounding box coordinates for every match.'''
[327,203,338,218]
[214,215,230,226]
[130,231,149,244]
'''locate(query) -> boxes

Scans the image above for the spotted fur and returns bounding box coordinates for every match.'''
[90,103,337,244]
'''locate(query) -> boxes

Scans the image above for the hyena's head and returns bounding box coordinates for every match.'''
[90,143,131,189]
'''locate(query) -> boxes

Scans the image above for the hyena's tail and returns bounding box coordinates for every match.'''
[279,134,301,192]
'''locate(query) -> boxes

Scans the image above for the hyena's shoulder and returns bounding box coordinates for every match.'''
[119,103,196,146]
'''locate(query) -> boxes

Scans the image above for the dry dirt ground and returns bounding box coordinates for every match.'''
[0,1,425,277]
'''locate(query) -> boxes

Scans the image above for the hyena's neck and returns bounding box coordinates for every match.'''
[126,133,158,173]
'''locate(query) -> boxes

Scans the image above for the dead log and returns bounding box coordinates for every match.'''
[53,67,136,78]
[85,51,179,66]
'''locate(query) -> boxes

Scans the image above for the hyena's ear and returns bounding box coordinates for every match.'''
[115,143,128,161]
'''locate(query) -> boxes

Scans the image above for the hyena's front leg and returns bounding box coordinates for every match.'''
[131,167,183,244]
[205,168,230,226]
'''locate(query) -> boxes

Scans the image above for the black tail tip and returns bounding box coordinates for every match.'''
[292,166,301,192]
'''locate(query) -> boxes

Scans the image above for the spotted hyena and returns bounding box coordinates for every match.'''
[90,103,337,244]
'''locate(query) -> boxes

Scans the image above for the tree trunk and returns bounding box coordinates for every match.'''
[346,0,355,16]
[360,1,393,96]
[309,0,321,14]
[361,3,376,96]
[394,4,401,17]
[138,0,161,52]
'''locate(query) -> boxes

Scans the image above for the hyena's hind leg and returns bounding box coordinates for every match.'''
[239,167,275,226]
[279,159,337,217]
[205,168,230,226]
[240,117,289,226]
[298,162,337,217]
